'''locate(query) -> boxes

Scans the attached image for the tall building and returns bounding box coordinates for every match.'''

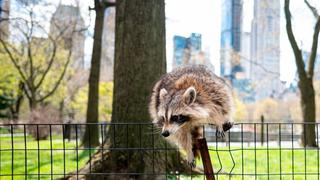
[250,0,280,100]
[220,0,243,80]
[0,0,10,40]
[100,7,115,82]
[50,4,85,70]
[240,32,251,79]
[172,33,214,72]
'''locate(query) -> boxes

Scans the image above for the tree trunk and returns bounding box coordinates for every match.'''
[9,94,23,121]
[108,0,169,178]
[82,0,105,148]
[299,77,317,147]
[64,1,195,179]
[58,100,64,122]
[284,0,318,147]
[28,97,37,111]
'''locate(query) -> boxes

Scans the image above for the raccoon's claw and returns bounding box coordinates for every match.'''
[188,159,196,168]
[223,122,233,132]
[216,129,225,139]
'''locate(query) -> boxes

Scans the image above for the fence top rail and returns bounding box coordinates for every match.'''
[0,122,319,126]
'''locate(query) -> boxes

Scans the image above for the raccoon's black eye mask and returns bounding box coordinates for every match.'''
[170,115,189,124]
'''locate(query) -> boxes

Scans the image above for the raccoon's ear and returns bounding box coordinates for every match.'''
[183,86,197,105]
[159,88,168,100]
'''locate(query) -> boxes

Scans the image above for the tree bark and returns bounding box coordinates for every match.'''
[65,1,195,179]
[300,77,317,147]
[82,0,105,148]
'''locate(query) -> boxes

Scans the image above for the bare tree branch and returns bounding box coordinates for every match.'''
[0,38,28,83]
[304,0,319,18]
[34,40,57,90]
[307,16,320,78]
[37,47,72,102]
[27,10,35,85]
[238,51,281,77]
[1,2,87,108]
[284,0,307,79]
[37,46,72,102]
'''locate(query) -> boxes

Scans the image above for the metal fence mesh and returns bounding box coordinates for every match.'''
[0,122,319,179]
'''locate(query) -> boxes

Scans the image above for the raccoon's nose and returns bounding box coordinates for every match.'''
[222,122,233,132]
[161,131,170,137]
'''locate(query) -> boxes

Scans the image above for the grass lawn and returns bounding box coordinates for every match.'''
[0,135,95,180]
[1,135,320,180]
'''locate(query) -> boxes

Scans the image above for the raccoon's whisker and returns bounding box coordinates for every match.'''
[146,127,162,134]
[149,131,161,134]
[146,126,162,132]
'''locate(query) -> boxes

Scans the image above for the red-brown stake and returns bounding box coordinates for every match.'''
[196,138,215,180]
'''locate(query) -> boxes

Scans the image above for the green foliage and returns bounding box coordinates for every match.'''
[1,37,72,109]
[28,39,70,98]
[0,51,21,118]
[72,82,113,121]
[0,52,20,99]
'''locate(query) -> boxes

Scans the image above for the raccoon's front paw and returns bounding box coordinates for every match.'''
[188,158,196,168]
[216,128,225,138]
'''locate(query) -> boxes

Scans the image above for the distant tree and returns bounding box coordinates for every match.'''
[253,98,280,121]
[284,0,320,147]
[315,81,320,120]
[233,92,249,121]
[72,82,113,122]
[0,95,14,118]
[82,0,115,148]
[0,4,83,110]
[0,52,24,120]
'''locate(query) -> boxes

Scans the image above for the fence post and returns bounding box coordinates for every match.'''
[261,115,264,146]
[196,138,215,180]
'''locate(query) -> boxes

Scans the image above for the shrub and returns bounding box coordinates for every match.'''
[27,106,62,140]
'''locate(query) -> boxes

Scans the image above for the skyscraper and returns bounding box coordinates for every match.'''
[241,32,251,79]
[0,0,10,40]
[251,0,280,100]
[173,33,201,68]
[50,4,85,70]
[172,33,214,72]
[220,0,243,80]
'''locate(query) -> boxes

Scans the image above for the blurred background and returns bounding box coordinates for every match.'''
[0,0,319,125]
[1,0,320,178]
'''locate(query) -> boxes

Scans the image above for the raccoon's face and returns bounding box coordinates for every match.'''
[154,86,209,137]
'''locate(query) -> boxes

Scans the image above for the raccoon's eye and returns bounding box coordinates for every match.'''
[171,115,189,124]
[171,115,179,122]
[178,115,189,123]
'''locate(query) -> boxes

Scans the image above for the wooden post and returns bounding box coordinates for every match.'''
[195,138,215,180]
[261,115,264,146]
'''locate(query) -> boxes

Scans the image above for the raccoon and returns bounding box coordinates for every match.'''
[149,65,233,167]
